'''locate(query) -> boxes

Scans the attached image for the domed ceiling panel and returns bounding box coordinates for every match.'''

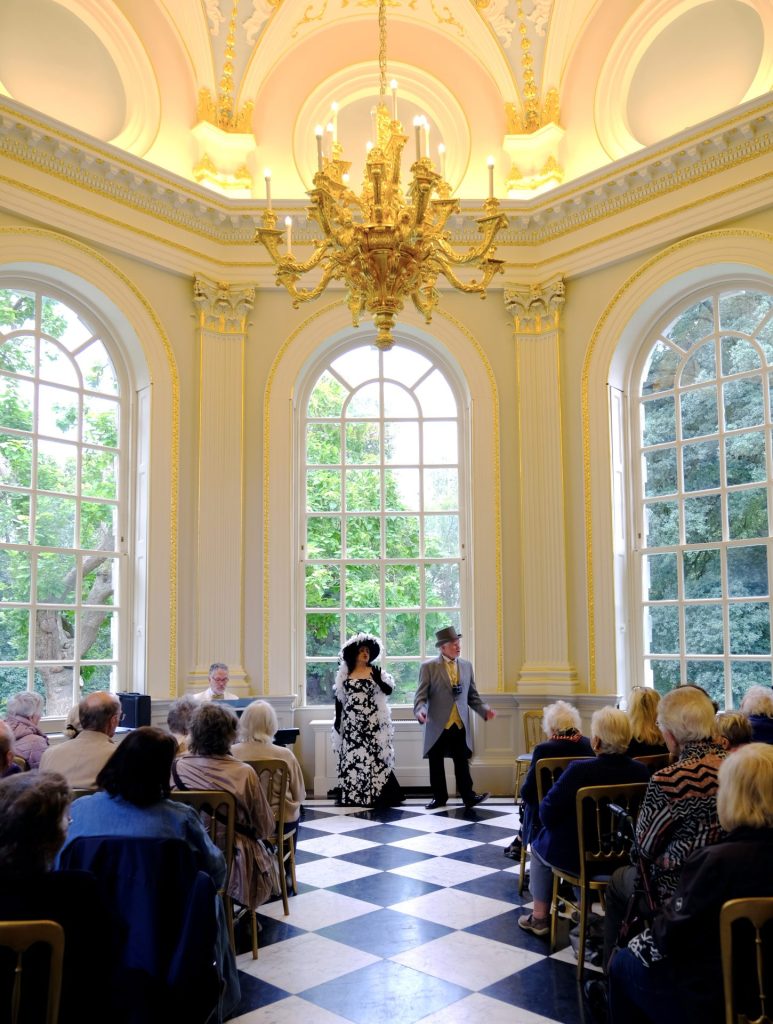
[0,0,126,142]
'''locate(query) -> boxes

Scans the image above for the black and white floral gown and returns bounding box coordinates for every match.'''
[332,672,403,807]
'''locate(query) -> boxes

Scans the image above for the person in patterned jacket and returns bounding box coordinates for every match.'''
[601,684,726,970]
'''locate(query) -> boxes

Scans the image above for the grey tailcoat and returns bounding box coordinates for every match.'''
[413,656,490,757]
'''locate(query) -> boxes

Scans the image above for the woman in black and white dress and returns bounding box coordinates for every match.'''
[332,632,404,808]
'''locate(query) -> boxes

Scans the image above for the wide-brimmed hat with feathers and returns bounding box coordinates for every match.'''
[339,631,381,664]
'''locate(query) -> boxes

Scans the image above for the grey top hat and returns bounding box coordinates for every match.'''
[435,625,462,647]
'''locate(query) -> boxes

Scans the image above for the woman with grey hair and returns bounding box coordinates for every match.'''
[504,701,593,860]
[3,690,48,768]
[172,702,276,911]
[232,700,306,827]
[740,684,773,744]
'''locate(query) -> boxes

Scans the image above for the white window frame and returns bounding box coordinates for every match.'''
[296,337,471,705]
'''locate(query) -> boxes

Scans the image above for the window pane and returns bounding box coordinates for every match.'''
[384,469,419,511]
[423,422,457,464]
[424,469,458,511]
[40,338,79,388]
[721,337,760,375]
[686,660,725,709]
[39,385,77,439]
[35,608,75,658]
[385,612,419,656]
[307,469,341,512]
[643,448,676,497]
[305,565,340,607]
[332,347,379,388]
[683,548,721,599]
[80,502,117,550]
[306,424,341,464]
[425,611,460,648]
[0,668,29,713]
[415,371,456,417]
[645,501,679,547]
[646,658,681,694]
[385,516,419,558]
[308,371,345,417]
[347,383,380,417]
[641,341,679,394]
[0,290,36,331]
[81,664,116,695]
[729,602,770,654]
[384,660,419,703]
[0,335,35,375]
[0,491,29,544]
[306,613,340,656]
[81,448,118,499]
[684,495,722,544]
[0,608,29,660]
[345,469,381,511]
[384,422,418,464]
[307,517,341,558]
[663,299,713,349]
[81,609,116,660]
[719,291,773,334]
[346,516,381,558]
[345,422,379,463]
[642,396,675,445]
[82,556,116,606]
[645,604,679,653]
[382,347,432,387]
[346,564,380,607]
[731,661,772,706]
[425,563,461,607]
[0,433,32,487]
[35,494,76,547]
[681,386,718,438]
[685,605,723,654]
[727,545,768,598]
[0,549,30,601]
[682,440,719,492]
[424,515,459,557]
[83,395,118,447]
[0,376,33,431]
[382,383,416,417]
[305,661,336,704]
[728,488,768,539]
[726,432,765,485]
[37,439,77,494]
[385,564,420,607]
[723,377,763,430]
[77,340,119,396]
[681,343,715,386]
[37,553,76,603]
[345,611,380,639]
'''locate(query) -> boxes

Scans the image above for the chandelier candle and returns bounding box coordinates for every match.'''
[264,169,272,210]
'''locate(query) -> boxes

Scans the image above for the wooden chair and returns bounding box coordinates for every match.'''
[517,755,593,896]
[245,758,296,916]
[514,709,544,800]
[720,897,773,1024]
[69,787,97,800]
[169,789,237,952]
[633,753,672,774]
[548,781,648,979]
[0,920,64,1024]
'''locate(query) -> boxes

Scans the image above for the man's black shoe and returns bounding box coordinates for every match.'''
[425,798,447,810]
[504,837,523,859]
[583,978,609,1024]
[463,791,489,809]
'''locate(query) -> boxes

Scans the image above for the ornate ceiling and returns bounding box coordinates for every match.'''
[0,0,770,204]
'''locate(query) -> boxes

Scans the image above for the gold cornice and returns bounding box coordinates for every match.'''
[0,225,181,697]
[580,227,773,692]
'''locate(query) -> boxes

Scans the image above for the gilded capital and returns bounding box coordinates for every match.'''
[193,276,255,334]
[504,277,565,335]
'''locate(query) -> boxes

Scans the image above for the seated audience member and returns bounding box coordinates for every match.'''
[602,684,727,969]
[625,687,668,757]
[518,707,649,937]
[715,709,753,752]
[64,703,83,739]
[0,772,111,1023]
[172,702,276,911]
[740,684,773,744]
[167,694,197,754]
[193,662,238,702]
[0,720,21,778]
[39,690,122,787]
[232,700,306,831]
[3,690,49,768]
[608,742,773,1024]
[59,726,238,1019]
[505,700,594,860]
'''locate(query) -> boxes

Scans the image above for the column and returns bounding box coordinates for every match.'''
[190,276,255,691]
[505,278,578,692]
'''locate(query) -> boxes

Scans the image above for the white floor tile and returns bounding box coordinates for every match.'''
[238,933,379,992]
[297,833,379,856]
[300,815,381,834]
[391,930,543,989]
[257,888,380,929]
[228,995,352,1023]
[414,992,564,1024]
[388,833,482,855]
[386,814,474,833]
[389,855,496,886]
[295,857,380,888]
[390,887,512,929]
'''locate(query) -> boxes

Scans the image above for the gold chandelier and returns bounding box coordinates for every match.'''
[255,0,508,350]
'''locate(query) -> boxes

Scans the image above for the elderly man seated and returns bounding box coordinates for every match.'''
[518,706,649,937]
[39,690,122,788]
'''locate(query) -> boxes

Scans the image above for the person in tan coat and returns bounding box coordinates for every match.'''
[39,691,122,788]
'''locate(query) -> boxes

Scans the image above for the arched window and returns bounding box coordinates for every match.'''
[0,285,128,716]
[301,341,466,704]
[633,286,773,709]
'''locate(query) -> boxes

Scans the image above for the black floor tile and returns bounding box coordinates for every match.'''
[317,907,452,957]
[481,956,586,1024]
[232,971,289,1015]
[328,870,440,905]
[337,843,434,870]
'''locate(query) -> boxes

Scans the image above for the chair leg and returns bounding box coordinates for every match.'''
[250,909,258,960]
[277,838,290,916]
[288,834,297,895]
[224,894,236,953]
[549,873,560,953]
[576,887,587,980]
[518,842,528,896]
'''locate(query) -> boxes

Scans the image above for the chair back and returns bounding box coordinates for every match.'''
[11,754,29,772]
[720,897,773,1024]
[244,759,294,917]
[0,920,64,1024]
[168,789,236,885]
[522,710,544,754]
[535,756,594,803]
[634,753,672,774]
[574,782,649,884]
[70,787,97,800]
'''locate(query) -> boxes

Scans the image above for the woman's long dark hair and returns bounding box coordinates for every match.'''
[96,726,176,807]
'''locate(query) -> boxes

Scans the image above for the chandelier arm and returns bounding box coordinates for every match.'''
[282,239,333,274]
[434,214,508,266]
[438,258,505,294]
[276,259,339,304]
[411,287,439,322]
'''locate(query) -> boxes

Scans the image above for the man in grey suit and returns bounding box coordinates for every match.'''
[414,625,495,809]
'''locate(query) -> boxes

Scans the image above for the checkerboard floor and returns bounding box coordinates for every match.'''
[228,799,595,1024]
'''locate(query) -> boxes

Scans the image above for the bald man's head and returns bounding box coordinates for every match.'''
[79,691,122,735]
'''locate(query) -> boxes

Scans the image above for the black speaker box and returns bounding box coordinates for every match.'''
[116,692,151,728]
